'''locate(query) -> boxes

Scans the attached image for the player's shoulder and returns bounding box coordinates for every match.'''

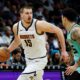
[13,22,18,29]
[36,19,47,24]
[73,24,80,29]
[72,26,80,32]
[36,19,52,27]
[12,22,19,34]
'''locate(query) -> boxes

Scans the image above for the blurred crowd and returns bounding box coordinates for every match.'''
[0,0,80,70]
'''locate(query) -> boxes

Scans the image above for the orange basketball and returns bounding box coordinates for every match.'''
[0,47,10,62]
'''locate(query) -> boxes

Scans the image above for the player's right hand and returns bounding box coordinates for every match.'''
[61,51,69,65]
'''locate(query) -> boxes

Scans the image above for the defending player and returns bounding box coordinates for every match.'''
[61,8,80,80]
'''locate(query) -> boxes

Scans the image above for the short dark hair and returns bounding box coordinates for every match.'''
[12,48,22,55]
[61,8,78,22]
[20,3,33,13]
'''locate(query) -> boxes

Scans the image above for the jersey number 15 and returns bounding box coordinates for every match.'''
[24,40,32,47]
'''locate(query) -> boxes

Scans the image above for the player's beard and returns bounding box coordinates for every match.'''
[26,17,32,24]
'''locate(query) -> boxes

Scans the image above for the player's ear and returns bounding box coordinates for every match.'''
[64,17,68,22]
[20,13,23,19]
[62,16,67,24]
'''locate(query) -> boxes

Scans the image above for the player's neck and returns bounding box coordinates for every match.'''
[21,20,32,28]
[66,22,76,32]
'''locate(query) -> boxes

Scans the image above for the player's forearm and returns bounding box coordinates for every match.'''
[8,39,21,52]
[75,58,80,67]
[77,59,80,66]
[56,28,66,52]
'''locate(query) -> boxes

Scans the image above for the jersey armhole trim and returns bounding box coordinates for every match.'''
[17,22,19,35]
[35,20,44,35]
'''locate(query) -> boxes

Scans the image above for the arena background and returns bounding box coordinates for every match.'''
[0,0,80,80]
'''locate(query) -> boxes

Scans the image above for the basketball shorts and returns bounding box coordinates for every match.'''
[17,57,47,80]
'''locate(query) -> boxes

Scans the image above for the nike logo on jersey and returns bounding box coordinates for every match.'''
[20,29,25,31]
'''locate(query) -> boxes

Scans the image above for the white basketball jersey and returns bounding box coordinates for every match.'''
[18,19,47,59]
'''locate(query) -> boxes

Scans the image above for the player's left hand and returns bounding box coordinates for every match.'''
[65,65,77,75]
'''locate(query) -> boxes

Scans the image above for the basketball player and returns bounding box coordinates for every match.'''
[7,4,68,80]
[61,8,80,80]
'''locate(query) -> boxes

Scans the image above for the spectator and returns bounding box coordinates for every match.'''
[0,32,4,45]
[52,52,60,65]
[2,26,13,46]
[0,18,6,32]
[34,4,45,20]
[48,34,60,56]
[7,47,26,67]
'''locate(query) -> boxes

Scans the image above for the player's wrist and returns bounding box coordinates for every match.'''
[77,60,80,67]
[61,50,68,56]
[74,63,78,68]
[62,50,67,53]
[4,47,10,54]
[61,48,67,54]
[7,49,10,53]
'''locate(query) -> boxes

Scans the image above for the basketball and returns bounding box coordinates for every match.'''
[0,47,10,62]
